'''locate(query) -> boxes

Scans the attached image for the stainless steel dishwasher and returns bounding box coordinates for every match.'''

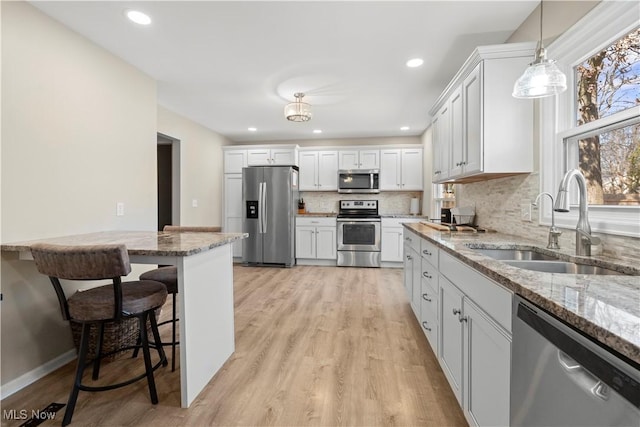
[511,295,640,426]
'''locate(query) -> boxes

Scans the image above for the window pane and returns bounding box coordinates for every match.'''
[576,28,640,125]
[576,122,640,206]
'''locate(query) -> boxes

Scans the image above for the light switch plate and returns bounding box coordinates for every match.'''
[192,199,198,208]
[116,202,124,216]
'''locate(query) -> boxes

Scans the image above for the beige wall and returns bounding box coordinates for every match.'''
[157,106,230,227]
[0,1,159,390]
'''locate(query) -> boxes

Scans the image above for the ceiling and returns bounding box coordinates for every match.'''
[30,1,538,143]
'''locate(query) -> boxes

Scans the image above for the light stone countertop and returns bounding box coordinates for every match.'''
[404,222,640,365]
[296,212,337,217]
[1,230,248,257]
[381,214,428,219]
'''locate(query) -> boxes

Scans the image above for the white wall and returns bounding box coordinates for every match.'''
[232,135,422,148]
[158,106,230,227]
[1,1,157,391]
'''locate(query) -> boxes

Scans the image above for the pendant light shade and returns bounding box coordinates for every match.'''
[512,1,567,99]
[284,92,312,122]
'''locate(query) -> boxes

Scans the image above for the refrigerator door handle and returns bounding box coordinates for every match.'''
[258,182,264,234]
[262,181,267,234]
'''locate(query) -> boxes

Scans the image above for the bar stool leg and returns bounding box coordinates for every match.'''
[63,323,91,426]
[171,292,177,371]
[149,309,168,367]
[139,312,159,404]
[92,323,105,380]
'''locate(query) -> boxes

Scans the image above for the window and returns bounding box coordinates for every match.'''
[540,2,640,237]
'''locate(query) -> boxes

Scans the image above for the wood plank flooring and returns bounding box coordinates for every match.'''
[1,266,466,426]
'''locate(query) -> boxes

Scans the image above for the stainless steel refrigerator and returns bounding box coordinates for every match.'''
[242,165,299,267]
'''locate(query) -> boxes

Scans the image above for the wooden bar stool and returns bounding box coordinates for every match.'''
[138,225,221,371]
[31,243,168,426]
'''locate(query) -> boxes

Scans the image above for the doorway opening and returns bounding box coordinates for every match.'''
[157,133,180,231]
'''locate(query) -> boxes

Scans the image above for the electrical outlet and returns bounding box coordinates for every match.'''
[520,201,531,222]
[192,199,198,208]
[116,202,124,216]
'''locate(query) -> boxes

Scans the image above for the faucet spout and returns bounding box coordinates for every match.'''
[553,169,598,256]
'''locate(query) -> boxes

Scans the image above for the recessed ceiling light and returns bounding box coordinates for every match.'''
[126,10,151,25]
[406,58,424,68]
[313,129,322,134]
[248,127,257,132]
[400,126,410,131]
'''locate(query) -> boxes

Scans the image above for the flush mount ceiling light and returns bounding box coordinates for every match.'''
[400,126,410,131]
[247,127,257,132]
[126,10,151,25]
[512,0,567,98]
[313,129,322,134]
[284,93,312,122]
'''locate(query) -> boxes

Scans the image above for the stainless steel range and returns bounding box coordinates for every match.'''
[337,200,381,267]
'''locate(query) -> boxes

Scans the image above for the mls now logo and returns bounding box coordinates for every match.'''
[3,408,58,421]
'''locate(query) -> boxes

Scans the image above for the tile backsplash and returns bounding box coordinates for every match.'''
[455,173,640,263]
[300,191,424,216]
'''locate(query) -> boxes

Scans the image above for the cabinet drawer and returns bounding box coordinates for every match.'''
[420,257,438,290]
[439,251,512,332]
[421,239,439,267]
[404,229,421,253]
[296,217,336,227]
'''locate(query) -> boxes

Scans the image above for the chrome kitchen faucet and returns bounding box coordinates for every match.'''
[554,169,601,256]
[534,192,561,249]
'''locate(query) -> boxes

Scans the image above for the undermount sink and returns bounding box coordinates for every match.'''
[468,246,629,276]
[471,248,559,261]
[503,260,624,276]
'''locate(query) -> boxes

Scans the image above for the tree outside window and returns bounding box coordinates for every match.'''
[575,28,640,205]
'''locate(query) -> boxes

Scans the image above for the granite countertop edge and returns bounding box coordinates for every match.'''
[403,222,640,366]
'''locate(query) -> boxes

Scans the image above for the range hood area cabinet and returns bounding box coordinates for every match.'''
[430,42,536,184]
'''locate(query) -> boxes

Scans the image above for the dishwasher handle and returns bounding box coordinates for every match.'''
[558,350,610,401]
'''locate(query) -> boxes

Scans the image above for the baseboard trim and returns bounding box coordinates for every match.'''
[1,349,76,399]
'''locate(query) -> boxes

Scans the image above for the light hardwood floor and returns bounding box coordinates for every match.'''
[1,266,467,426]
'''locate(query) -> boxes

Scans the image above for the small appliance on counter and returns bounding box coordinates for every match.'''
[336,200,381,267]
[440,207,453,224]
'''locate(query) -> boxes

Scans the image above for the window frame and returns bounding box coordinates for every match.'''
[539,1,640,238]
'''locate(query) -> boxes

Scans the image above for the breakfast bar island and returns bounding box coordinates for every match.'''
[1,230,247,408]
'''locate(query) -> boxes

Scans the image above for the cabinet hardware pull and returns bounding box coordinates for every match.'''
[423,250,431,256]
[422,272,432,279]
[422,294,431,302]
[422,321,432,331]
[452,308,461,316]
[406,255,412,260]
[459,315,468,323]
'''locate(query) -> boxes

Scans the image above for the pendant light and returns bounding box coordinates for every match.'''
[284,93,312,122]
[512,0,567,99]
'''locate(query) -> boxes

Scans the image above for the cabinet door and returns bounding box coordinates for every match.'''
[298,151,319,190]
[295,226,316,259]
[450,86,464,177]
[338,150,359,170]
[317,151,338,190]
[464,299,511,427]
[224,150,247,173]
[380,149,401,190]
[420,278,438,353]
[247,148,271,165]
[403,244,414,300]
[401,148,423,190]
[271,148,296,165]
[315,226,337,260]
[224,174,244,257]
[411,246,421,319]
[381,227,403,262]
[463,64,483,175]
[359,150,380,169]
[433,104,450,181]
[439,276,464,405]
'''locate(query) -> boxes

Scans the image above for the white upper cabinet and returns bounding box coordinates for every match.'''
[298,150,338,191]
[338,149,380,170]
[430,42,536,184]
[223,149,248,174]
[247,146,298,166]
[380,148,423,191]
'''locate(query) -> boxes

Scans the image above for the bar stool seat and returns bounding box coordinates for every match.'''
[31,243,168,426]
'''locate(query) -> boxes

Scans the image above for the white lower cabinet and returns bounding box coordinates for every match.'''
[295,217,337,265]
[404,232,513,427]
[381,218,423,264]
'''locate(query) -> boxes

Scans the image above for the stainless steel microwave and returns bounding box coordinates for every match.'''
[338,169,380,193]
